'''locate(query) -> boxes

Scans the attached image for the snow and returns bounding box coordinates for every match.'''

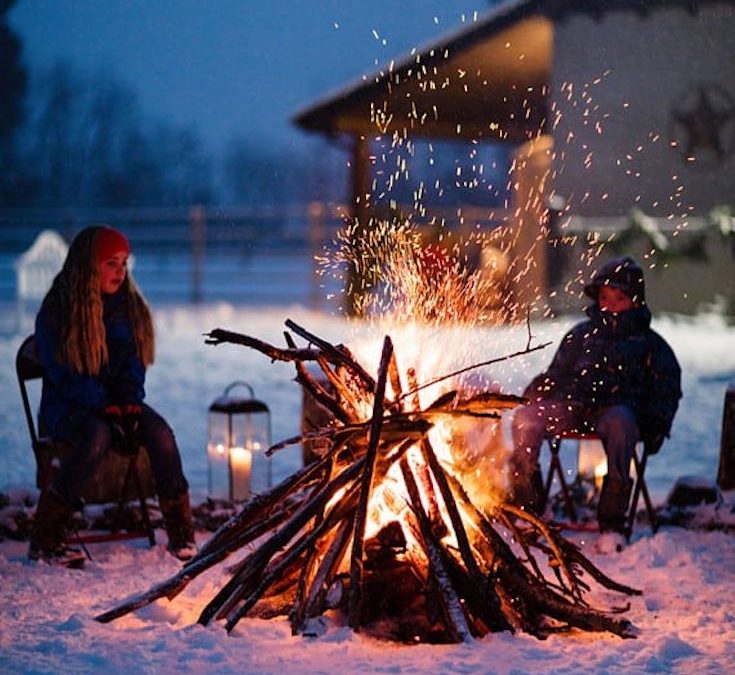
[2,303,735,674]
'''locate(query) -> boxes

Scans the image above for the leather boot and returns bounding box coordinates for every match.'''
[159,492,197,561]
[28,489,85,568]
[597,476,633,535]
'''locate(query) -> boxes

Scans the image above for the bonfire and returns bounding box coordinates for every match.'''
[97,319,639,643]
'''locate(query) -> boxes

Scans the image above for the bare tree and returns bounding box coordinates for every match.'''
[17,62,214,207]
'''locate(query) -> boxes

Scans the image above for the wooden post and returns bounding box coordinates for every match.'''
[307,201,325,309]
[716,383,735,490]
[190,205,206,304]
[347,135,371,316]
[508,135,553,319]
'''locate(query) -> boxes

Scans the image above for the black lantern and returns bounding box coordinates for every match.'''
[207,381,272,502]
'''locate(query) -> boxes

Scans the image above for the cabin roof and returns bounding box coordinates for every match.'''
[292,0,727,143]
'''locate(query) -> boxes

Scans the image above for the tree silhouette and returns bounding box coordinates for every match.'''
[17,62,213,207]
[0,0,29,202]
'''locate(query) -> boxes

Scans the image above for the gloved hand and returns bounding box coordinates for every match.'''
[103,404,141,456]
[103,404,128,451]
[644,433,665,456]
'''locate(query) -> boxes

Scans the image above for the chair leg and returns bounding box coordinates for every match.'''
[110,452,155,547]
[625,448,658,539]
[544,439,578,522]
[541,455,554,513]
[130,456,156,547]
[111,456,136,532]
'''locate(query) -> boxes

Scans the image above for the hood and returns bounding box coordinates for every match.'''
[584,256,646,305]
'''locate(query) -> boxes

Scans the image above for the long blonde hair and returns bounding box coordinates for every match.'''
[43,226,155,375]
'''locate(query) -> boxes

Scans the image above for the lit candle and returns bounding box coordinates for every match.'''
[230,446,252,501]
[594,460,607,493]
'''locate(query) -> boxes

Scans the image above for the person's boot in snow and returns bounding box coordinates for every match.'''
[159,492,197,561]
[28,489,86,568]
[595,476,632,553]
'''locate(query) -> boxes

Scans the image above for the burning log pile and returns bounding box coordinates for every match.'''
[96,320,639,643]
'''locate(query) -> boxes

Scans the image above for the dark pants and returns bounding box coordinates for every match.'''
[53,404,189,503]
[510,400,638,531]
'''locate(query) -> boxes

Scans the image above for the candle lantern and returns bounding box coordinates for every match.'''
[207,381,272,502]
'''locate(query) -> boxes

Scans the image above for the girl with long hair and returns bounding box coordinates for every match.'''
[30,225,196,566]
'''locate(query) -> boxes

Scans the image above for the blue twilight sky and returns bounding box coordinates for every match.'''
[9,1,494,162]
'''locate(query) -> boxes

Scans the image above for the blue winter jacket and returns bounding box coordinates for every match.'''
[524,303,682,447]
[35,289,146,438]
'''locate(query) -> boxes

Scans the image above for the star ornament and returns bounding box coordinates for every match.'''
[670,83,735,166]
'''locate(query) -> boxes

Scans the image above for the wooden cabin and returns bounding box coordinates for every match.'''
[294,0,735,316]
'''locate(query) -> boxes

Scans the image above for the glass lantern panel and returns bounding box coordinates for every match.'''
[231,411,271,495]
[207,412,231,500]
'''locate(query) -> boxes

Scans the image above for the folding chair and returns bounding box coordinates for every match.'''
[540,431,658,538]
[16,335,156,547]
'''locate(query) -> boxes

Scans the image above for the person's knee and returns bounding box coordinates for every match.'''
[140,408,176,449]
[598,406,637,440]
[85,417,114,461]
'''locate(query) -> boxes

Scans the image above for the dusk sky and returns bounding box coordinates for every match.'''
[9,1,493,162]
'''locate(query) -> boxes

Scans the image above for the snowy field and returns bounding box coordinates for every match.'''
[1,303,735,674]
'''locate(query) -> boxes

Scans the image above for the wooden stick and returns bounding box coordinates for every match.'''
[291,518,352,634]
[282,330,353,426]
[397,341,552,404]
[500,504,585,601]
[387,349,404,407]
[197,456,366,627]
[194,454,330,560]
[95,460,330,624]
[284,319,377,392]
[205,328,320,362]
[315,354,364,421]
[419,439,485,586]
[348,335,393,629]
[224,485,361,632]
[400,455,473,643]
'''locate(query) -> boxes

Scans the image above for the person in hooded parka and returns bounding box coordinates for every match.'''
[508,256,682,544]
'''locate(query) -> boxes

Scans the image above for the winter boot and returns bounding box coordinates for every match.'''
[159,492,197,561]
[597,476,633,536]
[28,489,86,568]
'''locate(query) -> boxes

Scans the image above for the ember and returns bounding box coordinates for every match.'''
[97,320,639,643]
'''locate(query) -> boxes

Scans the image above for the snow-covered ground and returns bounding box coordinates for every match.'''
[2,303,735,674]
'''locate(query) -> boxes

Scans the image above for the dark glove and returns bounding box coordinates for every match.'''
[103,404,141,456]
[103,404,127,451]
[644,433,665,456]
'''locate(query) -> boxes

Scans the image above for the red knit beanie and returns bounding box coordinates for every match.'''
[96,226,130,263]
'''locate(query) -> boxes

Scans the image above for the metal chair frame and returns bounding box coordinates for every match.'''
[541,431,658,539]
[16,335,155,547]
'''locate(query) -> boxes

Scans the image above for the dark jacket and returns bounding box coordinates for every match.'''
[35,289,146,438]
[525,257,681,447]
[525,305,681,442]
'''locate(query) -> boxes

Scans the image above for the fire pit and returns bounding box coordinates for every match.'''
[97,320,639,643]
